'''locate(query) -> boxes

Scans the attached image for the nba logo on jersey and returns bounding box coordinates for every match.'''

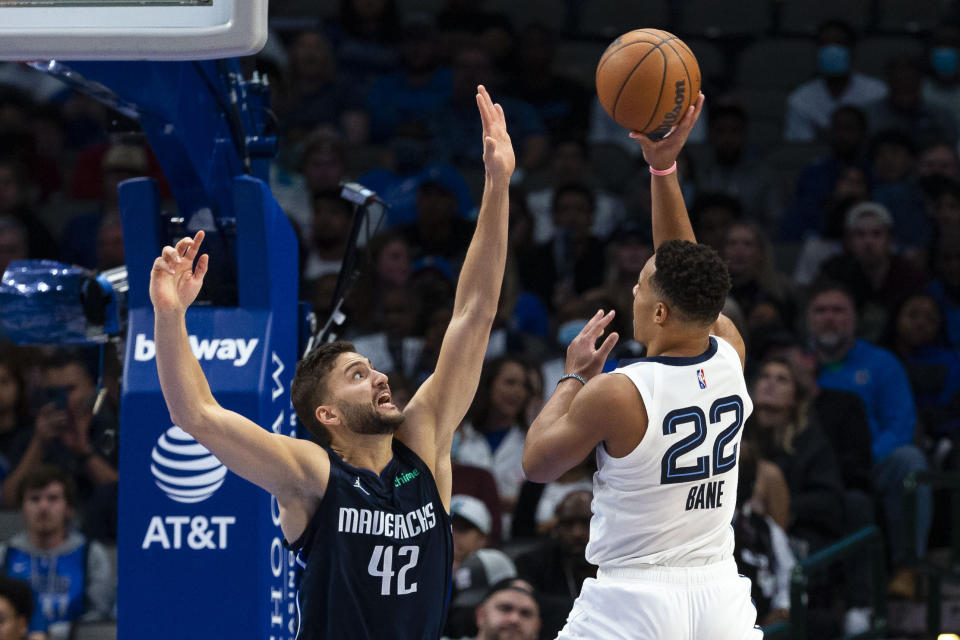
[697,368,707,389]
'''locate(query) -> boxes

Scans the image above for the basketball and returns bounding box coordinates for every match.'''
[595,29,701,137]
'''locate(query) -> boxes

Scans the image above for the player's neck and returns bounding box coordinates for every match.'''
[331,434,395,475]
[644,330,711,359]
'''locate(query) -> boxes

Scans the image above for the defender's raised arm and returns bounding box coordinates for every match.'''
[399,85,515,506]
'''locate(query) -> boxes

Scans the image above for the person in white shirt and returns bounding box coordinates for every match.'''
[523,93,761,639]
[785,20,887,142]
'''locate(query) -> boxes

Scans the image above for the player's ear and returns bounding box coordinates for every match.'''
[654,301,668,325]
[315,405,340,428]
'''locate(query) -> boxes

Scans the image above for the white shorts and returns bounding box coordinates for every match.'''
[556,558,763,640]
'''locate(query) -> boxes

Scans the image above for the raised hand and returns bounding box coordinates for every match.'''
[149,230,209,315]
[476,84,515,183]
[629,92,705,171]
[564,309,619,382]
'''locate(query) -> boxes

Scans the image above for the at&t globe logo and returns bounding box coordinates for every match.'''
[150,426,227,503]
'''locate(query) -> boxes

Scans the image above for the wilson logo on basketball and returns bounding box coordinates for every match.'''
[150,426,228,504]
[652,80,686,136]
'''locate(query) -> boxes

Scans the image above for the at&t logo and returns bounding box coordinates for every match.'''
[151,426,227,503]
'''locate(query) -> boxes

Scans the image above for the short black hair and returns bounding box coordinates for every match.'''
[18,465,77,509]
[291,341,356,446]
[482,578,538,607]
[312,189,352,217]
[651,240,730,326]
[0,576,32,621]
[817,19,857,45]
[868,128,916,160]
[806,278,856,309]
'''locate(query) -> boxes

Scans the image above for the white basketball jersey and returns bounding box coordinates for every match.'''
[585,335,753,568]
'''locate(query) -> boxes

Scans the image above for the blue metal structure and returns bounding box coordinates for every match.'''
[36,59,301,639]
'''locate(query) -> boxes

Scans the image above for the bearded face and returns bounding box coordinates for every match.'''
[340,396,405,435]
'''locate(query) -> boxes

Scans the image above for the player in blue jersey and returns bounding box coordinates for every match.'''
[148,85,515,639]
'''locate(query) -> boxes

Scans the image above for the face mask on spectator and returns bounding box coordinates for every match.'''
[556,319,587,347]
[818,45,850,76]
[931,47,960,77]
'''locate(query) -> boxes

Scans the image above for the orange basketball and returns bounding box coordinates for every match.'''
[595,29,701,137]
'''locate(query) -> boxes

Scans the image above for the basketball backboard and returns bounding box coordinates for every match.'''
[0,0,268,60]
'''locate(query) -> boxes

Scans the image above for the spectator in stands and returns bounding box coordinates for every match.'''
[0,466,113,640]
[722,221,798,346]
[806,282,930,597]
[525,137,626,243]
[452,463,503,546]
[0,218,27,280]
[918,141,960,180]
[61,143,147,269]
[0,352,31,494]
[431,42,547,173]
[733,441,794,627]
[453,356,530,521]
[782,105,869,242]
[399,180,475,264]
[517,183,606,311]
[366,14,451,142]
[864,56,958,149]
[694,102,782,227]
[271,127,349,234]
[511,454,593,540]
[349,286,425,382]
[503,24,591,138]
[436,0,513,56]
[95,214,124,271]
[278,30,367,145]
[0,157,56,261]
[748,357,844,553]
[2,352,118,535]
[922,22,960,132]
[346,231,414,335]
[768,338,876,634]
[0,576,31,640]
[793,169,870,287]
[322,0,400,91]
[785,19,887,142]
[303,188,354,280]
[926,228,960,348]
[689,192,742,253]
[866,128,931,250]
[816,201,925,342]
[470,578,541,640]
[886,293,960,447]
[450,494,493,573]
[445,549,518,639]
[514,490,596,605]
[600,222,654,356]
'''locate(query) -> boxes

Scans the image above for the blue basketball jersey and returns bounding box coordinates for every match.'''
[287,439,453,639]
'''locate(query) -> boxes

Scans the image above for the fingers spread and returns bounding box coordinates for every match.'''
[598,332,620,359]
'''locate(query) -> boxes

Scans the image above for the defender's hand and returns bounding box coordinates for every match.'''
[149,230,209,315]
[564,309,619,382]
[629,92,705,171]
[477,84,515,183]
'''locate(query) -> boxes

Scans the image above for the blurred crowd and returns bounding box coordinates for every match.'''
[0,0,958,637]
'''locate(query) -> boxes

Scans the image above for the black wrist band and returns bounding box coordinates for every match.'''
[557,373,587,386]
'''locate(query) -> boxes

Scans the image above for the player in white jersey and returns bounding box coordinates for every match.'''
[522,93,763,640]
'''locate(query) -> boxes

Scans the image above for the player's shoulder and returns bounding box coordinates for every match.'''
[575,372,648,423]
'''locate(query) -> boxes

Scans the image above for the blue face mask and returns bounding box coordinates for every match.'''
[931,47,960,77]
[556,319,587,347]
[818,44,851,76]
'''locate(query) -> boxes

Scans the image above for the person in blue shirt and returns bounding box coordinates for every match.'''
[806,281,930,598]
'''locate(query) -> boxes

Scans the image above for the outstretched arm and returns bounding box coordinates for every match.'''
[631,94,745,367]
[400,85,515,505]
[150,232,328,535]
[629,93,704,249]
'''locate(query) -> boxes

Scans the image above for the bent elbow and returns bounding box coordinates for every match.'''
[521,453,554,484]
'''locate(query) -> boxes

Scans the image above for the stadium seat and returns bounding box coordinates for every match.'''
[680,0,773,37]
[778,0,873,35]
[683,38,730,89]
[554,39,608,89]
[578,0,670,39]
[876,0,944,33]
[73,622,118,640]
[484,0,567,32]
[396,0,446,19]
[589,142,637,194]
[763,141,829,202]
[855,36,925,78]
[735,38,818,91]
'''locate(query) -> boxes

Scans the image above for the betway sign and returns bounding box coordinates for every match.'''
[134,333,259,367]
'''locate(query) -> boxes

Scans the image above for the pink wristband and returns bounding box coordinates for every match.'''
[649,161,677,176]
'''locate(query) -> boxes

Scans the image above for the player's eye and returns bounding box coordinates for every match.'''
[353,371,365,380]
